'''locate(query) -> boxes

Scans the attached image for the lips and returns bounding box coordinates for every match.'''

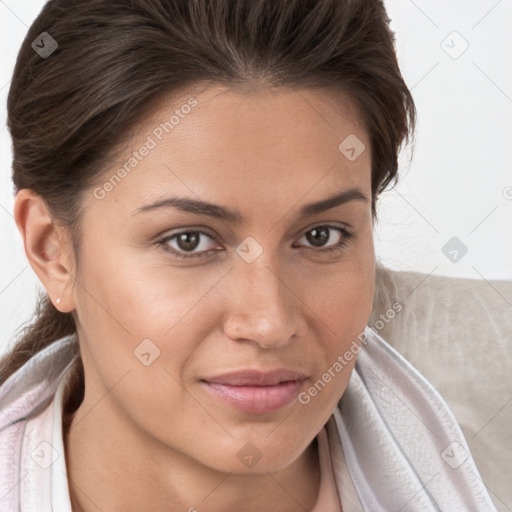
[204,369,307,386]
[201,369,307,414]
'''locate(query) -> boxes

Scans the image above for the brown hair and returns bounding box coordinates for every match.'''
[1,0,416,410]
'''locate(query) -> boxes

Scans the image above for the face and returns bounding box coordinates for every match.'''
[69,84,375,474]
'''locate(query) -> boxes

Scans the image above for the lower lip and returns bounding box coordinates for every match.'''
[201,380,304,414]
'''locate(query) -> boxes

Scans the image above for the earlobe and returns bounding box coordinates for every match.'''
[13,189,76,313]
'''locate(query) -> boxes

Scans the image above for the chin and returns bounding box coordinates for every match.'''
[190,427,316,476]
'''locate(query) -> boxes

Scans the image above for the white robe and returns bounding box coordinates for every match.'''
[0,327,498,511]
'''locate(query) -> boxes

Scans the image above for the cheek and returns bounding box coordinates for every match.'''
[302,241,375,398]
[306,248,375,337]
[72,247,203,437]
[74,247,234,412]
[76,239,222,340]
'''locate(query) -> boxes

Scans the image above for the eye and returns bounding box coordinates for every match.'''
[294,225,353,255]
[158,230,221,259]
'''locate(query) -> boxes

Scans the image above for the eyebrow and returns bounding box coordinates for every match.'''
[131,187,368,223]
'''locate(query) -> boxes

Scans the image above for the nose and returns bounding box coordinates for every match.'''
[221,255,306,349]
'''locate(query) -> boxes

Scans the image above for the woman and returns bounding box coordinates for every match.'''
[0,0,498,510]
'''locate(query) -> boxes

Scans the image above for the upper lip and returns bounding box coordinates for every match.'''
[203,369,307,386]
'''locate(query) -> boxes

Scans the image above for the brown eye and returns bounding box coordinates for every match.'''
[305,226,330,247]
[159,230,221,259]
[296,225,352,253]
[175,231,201,252]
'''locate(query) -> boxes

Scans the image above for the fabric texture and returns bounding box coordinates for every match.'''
[368,263,512,510]
[0,334,78,512]
[0,324,498,511]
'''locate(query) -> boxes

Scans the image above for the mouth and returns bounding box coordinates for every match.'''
[200,369,307,414]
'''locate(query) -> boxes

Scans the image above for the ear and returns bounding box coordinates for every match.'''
[13,189,76,313]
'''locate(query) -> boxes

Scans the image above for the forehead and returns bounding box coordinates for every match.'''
[86,84,371,218]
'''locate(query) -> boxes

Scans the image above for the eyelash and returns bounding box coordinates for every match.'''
[157,225,354,260]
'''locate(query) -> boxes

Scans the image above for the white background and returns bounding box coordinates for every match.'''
[1,0,511,353]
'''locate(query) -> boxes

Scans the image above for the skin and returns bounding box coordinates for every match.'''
[15,84,375,512]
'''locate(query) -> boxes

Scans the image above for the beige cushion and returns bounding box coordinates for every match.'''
[369,263,512,511]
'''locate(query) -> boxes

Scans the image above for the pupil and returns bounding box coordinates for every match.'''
[307,227,329,247]
[178,232,200,251]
